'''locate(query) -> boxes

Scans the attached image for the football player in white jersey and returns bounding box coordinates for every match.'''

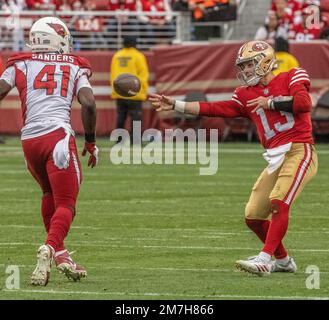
[0,17,99,286]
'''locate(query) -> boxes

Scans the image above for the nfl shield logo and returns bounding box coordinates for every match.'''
[263,88,269,95]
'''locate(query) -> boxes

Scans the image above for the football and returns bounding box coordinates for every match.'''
[113,73,141,97]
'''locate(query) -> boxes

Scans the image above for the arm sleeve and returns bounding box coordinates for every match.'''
[0,67,16,88]
[288,68,310,91]
[199,100,246,118]
[290,83,312,113]
[288,68,312,113]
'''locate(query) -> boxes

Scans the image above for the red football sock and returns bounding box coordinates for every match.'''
[46,207,73,252]
[41,194,65,252]
[245,218,288,259]
[41,193,55,233]
[262,199,290,257]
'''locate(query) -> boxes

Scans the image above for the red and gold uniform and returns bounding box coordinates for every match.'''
[149,40,318,271]
[199,67,318,215]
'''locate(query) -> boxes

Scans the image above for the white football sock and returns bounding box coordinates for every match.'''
[276,256,290,266]
[258,251,272,263]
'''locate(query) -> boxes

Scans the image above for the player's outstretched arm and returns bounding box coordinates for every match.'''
[149,93,200,115]
[149,93,245,118]
[0,80,12,101]
[78,87,99,168]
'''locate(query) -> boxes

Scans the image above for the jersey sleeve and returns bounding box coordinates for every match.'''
[76,74,93,95]
[288,68,310,91]
[74,56,93,95]
[0,66,16,88]
[199,89,247,118]
[76,56,92,78]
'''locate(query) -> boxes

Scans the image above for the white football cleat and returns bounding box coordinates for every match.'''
[271,257,297,273]
[31,244,54,286]
[235,256,271,276]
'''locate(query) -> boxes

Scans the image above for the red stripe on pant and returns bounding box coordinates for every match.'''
[283,143,312,205]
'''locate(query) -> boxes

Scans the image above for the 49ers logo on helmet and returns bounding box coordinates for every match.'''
[47,23,66,37]
[252,42,269,52]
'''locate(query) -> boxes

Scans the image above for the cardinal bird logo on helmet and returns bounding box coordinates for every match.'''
[47,23,66,37]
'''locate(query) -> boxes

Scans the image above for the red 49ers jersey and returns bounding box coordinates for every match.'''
[199,68,313,149]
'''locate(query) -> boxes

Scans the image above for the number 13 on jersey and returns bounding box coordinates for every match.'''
[256,108,295,140]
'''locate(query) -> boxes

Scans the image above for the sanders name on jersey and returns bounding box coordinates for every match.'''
[32,53,75,63]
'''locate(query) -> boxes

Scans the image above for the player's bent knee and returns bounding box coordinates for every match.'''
[245,202,271,220]
[270,198,290,214]
[245,202,258,219]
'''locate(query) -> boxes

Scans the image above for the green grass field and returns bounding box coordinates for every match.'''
[0,138,328,300]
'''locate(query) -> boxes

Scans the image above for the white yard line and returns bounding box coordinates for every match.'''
[2,263,329,274]
[1,224,329,235]
[1,289,328,300]
[0,264,232,273]
[0,241,329,252]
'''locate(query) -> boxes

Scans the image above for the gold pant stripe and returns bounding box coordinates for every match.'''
[283,143,313,205]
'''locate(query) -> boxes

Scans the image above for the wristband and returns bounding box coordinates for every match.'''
[173,100,186,113]
[267,98,274,110]
[85,133,96,143]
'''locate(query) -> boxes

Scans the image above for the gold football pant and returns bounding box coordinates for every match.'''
[245,143,318,220]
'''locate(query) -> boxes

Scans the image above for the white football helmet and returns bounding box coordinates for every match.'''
[28,17,72,54]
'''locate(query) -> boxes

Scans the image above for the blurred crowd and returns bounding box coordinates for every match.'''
[255,0,329,41]
[0,0,238,22]
[2,0,328,50]
[0,0,239,48]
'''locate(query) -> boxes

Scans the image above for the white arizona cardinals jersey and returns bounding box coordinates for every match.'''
[0,53,93,139]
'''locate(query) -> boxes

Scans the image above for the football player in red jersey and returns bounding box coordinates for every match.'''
[0,17,99,285]
[149,40,318,276]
